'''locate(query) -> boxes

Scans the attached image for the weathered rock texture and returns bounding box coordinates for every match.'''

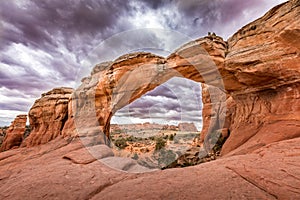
[222,0,300,155]
[74,0,298,156]
[0,115,27,151]
[21,88,74,147]
[71,37,227,144]
[200,83,232,140]
[0,136,299,199]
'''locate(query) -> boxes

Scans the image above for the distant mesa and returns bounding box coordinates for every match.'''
[110,122,199,133]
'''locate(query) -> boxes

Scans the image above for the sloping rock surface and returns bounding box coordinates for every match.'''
[0,137,299,199]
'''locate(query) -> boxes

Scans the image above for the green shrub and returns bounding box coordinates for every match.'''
[114,138,128,149]
[149,136,155,140]
[169,134,174,141]
[155,137,166,150]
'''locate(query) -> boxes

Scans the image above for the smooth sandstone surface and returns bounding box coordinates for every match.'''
[0,136,299,199]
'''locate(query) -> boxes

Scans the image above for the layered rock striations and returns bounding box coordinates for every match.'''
[72,37,228,143]
[0,134,299,199]
[70,0,298,157]
[221,0,300,155]
[21,87,74,147]
[0,115,27,151]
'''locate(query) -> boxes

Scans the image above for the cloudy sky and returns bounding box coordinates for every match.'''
[112,77,203,130]
[0,0,287,126]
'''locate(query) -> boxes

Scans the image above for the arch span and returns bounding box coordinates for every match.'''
[70,36,230,148]
[95,37,228,139]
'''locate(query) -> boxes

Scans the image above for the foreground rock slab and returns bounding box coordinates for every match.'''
[0,136,299,199]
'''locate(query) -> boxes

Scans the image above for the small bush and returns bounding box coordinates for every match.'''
[155,137,166,150]
[169,134,174,141]
[114,138,128,149]
[149,136,155,140]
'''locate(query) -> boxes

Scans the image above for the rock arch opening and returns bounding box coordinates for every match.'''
[109,77,203,168]
[72,37,230,170]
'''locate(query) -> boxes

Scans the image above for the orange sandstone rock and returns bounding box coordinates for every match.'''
[0,114,27,151]
[21,87,73,147]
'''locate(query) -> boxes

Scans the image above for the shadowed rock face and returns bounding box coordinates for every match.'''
[0,115,27,151]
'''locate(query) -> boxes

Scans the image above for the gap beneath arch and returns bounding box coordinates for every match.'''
[109,77,203,169]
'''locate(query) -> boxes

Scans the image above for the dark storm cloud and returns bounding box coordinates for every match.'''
[0,0,132,53]
[144,0,286,38]
[114,77,202,125]
[176,0,263,23]
[140,0,171,9]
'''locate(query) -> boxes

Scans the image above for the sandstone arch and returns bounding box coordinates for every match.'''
[110,76,203,131]
[17,0,299,157]
[71,36,229,149]
[62,0,300,156]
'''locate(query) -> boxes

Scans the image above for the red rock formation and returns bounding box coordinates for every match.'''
[162,124,178,131]
[0,115,27,151]
[221,0,300,155]
[21,87,73,147]
[110,123,199,133]
[72,37,227,142]
[67,0,299,156]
